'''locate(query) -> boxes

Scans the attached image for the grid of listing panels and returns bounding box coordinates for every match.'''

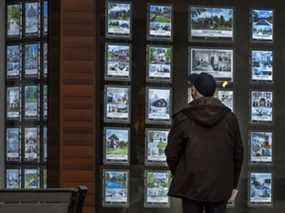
[102,1,172,208]
[188,6,274,207]
[248,9,274,208]
[5,0,48,189]
[145,2,172,208]
[102,1,274,209]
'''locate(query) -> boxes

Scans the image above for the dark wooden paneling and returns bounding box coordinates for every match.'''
[59,0,96,213]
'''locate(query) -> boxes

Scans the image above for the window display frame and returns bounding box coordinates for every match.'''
[249,48,274,84]
[145,128,169,166]
[105,0,133,40]
[146,3,173,42]
[188,46,235,83]
[248,171,273,208]
[145,86,172,125]
[23,126,40,163]
[104,42,132,81]
[6,2,23,39]
[250,90,274,125]
[24,1,41,38]
[103,126,130,165]
[43,125,47,162]
[102,169,130,207]
[43,84,48,120]
[248,129,273,166]
[146,44,173,83]
[5,167,21,189]
[6,127,21,162]
[23,167,40,189]
[104,85,131,124]
[24,84,40,120]
[250,8,275,43]
[189,5,235,43]
[24,42,41,79]
[144,169,171,208]
[6,86,21,121]
[6,43,22,79]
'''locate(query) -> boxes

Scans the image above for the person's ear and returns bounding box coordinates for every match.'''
[191,86,197,99]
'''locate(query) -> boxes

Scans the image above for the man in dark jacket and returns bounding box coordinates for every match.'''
[165,73,244,213]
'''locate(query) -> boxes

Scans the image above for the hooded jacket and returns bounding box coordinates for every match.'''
[165,97,244,202]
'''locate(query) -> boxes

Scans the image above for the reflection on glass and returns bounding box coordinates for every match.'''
[6,128,21,162]
[7,4,22,37]
[25,2,40,36]
[24,168,40,189]
[25,85,39,118]
[7,87,21,119]
[6,169,21,189]
[24,127,40,161]
[7,45,21,78]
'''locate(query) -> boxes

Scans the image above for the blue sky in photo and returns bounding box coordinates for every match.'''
[105,171,127,188]
[192,7,233,21]
[44,1,48,16]
[149,172,169,180]
[251,173,272,184]
[254,10,273,19]
[106,129,129,142]
[109,3,130,12]
[252,51,273,60]
[109,45,129,51]
[150,5,171,13]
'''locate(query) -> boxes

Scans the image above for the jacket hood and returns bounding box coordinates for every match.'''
[182,97,231,127]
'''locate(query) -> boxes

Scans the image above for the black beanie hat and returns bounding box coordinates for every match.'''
[189,72,217,97]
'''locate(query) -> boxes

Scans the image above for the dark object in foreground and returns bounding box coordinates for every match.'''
[0,185,87,213]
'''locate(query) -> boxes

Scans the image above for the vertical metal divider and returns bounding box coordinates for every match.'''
[234,1,250,209]
[0,0,6,189]
[21,0,26,189]
[39,0,44,188]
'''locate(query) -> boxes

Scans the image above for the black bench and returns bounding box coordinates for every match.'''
[0,185,87,213]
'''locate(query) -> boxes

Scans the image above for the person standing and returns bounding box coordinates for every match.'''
[165,73,244,213]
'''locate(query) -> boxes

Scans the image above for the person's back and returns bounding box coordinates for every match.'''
[165,73,243,213]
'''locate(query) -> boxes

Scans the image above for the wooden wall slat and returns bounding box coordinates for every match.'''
[59,0,96,212]
[62,0,93,11]
[63,146,93,157]
[63,109,93,121]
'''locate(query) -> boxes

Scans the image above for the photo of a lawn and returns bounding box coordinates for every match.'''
[107,2,131,37]
[7,4,21,37]
[149,5,172,39]
[145,171,170,207]
[104,127,129,164]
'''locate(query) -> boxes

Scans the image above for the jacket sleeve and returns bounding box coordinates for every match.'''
[165,112,187,176]
[232,114,244,189]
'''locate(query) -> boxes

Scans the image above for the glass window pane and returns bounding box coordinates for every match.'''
[25,2,41,37]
